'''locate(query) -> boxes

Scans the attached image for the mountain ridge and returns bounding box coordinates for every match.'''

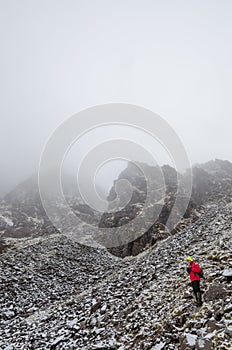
[100,159,232,257]
[0,159,232,257]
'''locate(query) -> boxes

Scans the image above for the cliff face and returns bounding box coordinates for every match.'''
[99,160,232,257]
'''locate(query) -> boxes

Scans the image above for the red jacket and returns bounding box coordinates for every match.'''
[188,261,201,282]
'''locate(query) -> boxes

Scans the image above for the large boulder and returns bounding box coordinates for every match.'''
[204,285,227,302]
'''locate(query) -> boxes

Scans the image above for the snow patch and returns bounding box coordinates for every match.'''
[197,338,205,348]
[0,215,13,226]
[27,216,44,224]
[205,330,216,339]
[151,342,165,350]
[185,333,197,346]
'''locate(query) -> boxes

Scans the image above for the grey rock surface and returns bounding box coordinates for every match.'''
[0,202,232,349]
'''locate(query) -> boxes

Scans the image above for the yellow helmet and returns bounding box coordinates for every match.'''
[186,256,194,262]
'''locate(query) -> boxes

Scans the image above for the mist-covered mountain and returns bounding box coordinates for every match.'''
[0,172,102,242]
[1,159,232,349]
[100,159,232,257]
[0,159,232,256]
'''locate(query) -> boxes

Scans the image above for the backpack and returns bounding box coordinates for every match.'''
[194,267,204,279]
[199,268,204,279]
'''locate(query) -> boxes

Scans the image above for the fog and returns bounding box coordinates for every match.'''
[0,0,232,197]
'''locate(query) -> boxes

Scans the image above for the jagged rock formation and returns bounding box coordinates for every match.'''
[100,159,232,257]
[0,202,231,349]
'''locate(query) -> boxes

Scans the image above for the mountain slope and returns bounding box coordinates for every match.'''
[100,159,232,257]
[0,173,100,239]
[1,159,232,256]
[0,202,231,349]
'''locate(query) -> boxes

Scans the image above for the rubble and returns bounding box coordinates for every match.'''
[0,202,232,349]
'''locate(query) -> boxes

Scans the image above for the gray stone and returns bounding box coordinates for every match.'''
[204,285,227,302]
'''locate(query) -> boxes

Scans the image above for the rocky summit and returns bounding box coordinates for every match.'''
[0,201,232,349]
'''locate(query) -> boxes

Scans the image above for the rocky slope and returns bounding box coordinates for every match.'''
[0,201,231,349]
[1,159,231,258]
[0,173,100,240]
[100,159,232,257]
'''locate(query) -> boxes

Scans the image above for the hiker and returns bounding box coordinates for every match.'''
[186,256,203,306]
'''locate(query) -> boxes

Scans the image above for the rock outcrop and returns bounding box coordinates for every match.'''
[100,159,232,257]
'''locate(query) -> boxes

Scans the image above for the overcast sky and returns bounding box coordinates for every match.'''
[0,0,232,197]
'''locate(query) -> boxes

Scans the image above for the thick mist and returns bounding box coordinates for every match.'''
[0,0,232,197]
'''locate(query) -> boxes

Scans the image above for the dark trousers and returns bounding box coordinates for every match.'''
[191,280,200,296]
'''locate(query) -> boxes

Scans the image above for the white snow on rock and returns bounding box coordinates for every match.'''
[151,341,166,350]
[27,216,44,225]
[0,214,13,226]
[222,269,232,277]
[197,338,206,348]
[185,333,198,346]
[51,335,65,346]
[0,202,232,349]
[205,330,216,339]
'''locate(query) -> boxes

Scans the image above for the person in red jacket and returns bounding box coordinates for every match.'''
[186,256,203,306]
